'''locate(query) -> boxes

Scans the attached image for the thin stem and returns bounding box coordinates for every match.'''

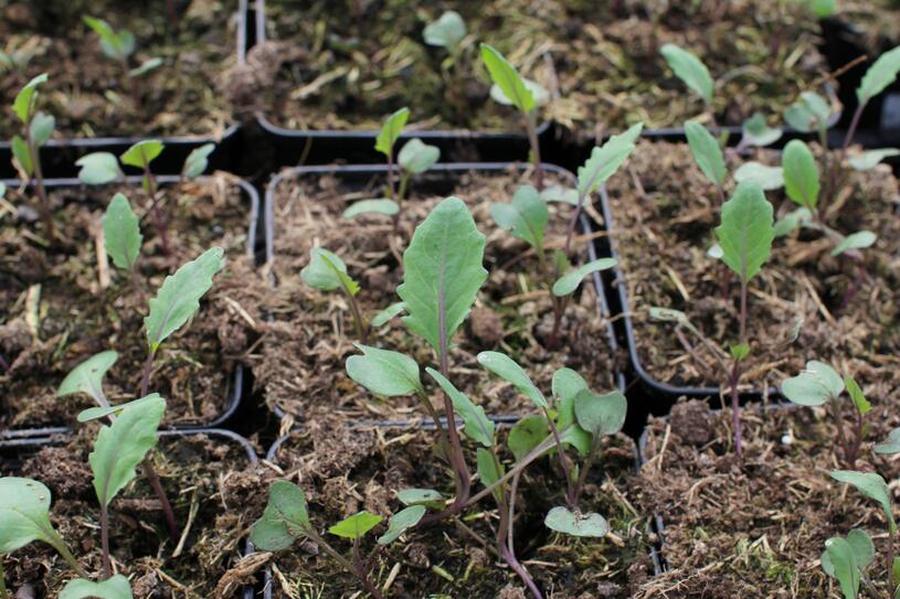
[397,171,410,204]
[541,407,576,507]
[842,102,866,152]
[48,532,87,578]
[466,435,557,509]
[143,161,170,255]
[888,528,896,599]
[344,289,368,344]
[848,402,864,469]
[524,111,543,189]
[497,487,542,599]
[386,154,397,201]
[564,192,586,255]
[305,527,384,599]
[547,296,567,350]
[730,278,749,458]
[100,502,112,578]
[573,433,602,505]
[830,400,850,466]
[26,130,54,241]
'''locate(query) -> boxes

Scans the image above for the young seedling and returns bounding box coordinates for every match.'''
[83,16,161,80]
[250,480,389,599]
[685,119,727,202]
[374,107,409,206]
[424,10,467,61]
[547,257,617,348]
[11,73,55,239]
[480,43,549,187]
[491,184,549,270]
[842,45,900,152]
[300,247,368,342]
[781,360,870,468]
[820,528,875,599]
[102,193,143,289]
[714,181,774,456]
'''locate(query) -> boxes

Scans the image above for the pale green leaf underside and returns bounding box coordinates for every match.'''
[741,113,782,147]
[250,480,311,551]
[734,162,784,191]
[832,231,876,256]
[660,43,713,103]
[714,182,774,282]
[423,10,466,49]
[822,536,862,599]
[781,360,843,406]
[574,389,627,436]
[182,143,215,179]
[685,120,726,186]
[477,351,546,408]
[57,350,118,404]
[398,138,440,174]
[372,302,406,327]
[847,148,900,171]
[342,198,399,219]
[300,247,359,295]
[784,91,832,133]
[77,393,162,423]
[830,470,896,532]
[491,184,548,251]
[397,488,445,507]
[346,344,423,397]
[377,505,426,545]
[59,575,133,599]
[552,258,617,297]
[76,152,123,185]
[103,193,142,270]
[545,506,609,538]
[875,428,900,455]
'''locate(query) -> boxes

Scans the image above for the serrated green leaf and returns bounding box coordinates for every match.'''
[741,113,782,147]
[685,120,726,186]
[831,470,895,532]
[120,139,164,169]
[29,111,54,147]
[398,138,440,174]
[182,143,215,179]
[847,148,900,171]
[377,505,426,545]
[375,107,409,156]
[397,197,487,353]
[328,511,383,540]
[508,415,549,461]
[875,429,900,455]
[128,57,162,78]
[426,367,494,447]
[784,91,833,133]
[660,44,713,104]
[103,193,142,270]
[857,45,900,104]
[734,162,784,191]
[250,480,311,551]
[480,43,535,113]
[577,123,643,197]
[832,231,877,256]
[57,350,118,404]
[476,447,503,501]
[346,344,422,397]
[773,207,812,237]
[715,182,774,282]
[573,389,626,437]
[423,11,466,50]
[11,135,33,177]
[300,247,360,296]
[12,73,48,124]
[144,247,225,352]
[90,394,165,508]
[844,376,871,415]
[397,488,445,508]
[77,393,162,423]
[490,185,548,252]
[552,258,617,297]
[544,506,609,538]
[782,140,820,209]
[781,360,844,406]
[477,350,546,409]
[372,302,406,327]
[59,575,133,599]
[76,152,123,185]
[0,477,66,553]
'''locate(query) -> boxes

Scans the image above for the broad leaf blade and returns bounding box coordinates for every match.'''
[490,185,548,251]
[328,511,383,540]
[398,138,440,174]
[29,112,54,147]
[342,198,399,219]
[545,506,609,538]
[57,350,118,404]
[685,120,726,187]
[477,351,546,408]
[375,107,410,156]
[371,302,406,327]
[822,536,861,599]
[120,139,164,169]
[12,73,48,124]
[552,258,617,297]
[377,505,426,545]
[782,140,820,209]
[250,480,311,551]
[182,143,215,179]
[857,45,900,104]
[144,247,226,352]
[781,360,843,406]
[0,477,61,553]
[76,152,123,185]
[476,447,504,501]
[741,113,782,147]
[875,428,900,455]
[346,344,423,397]
[77,393,162,423]
[784,91,833,133]
[426,367,494,447]
[480,43,534,113]
[714,182,774,282]
[660,44,713,104]
[577,123,643,197]
[423,11,466,50]
[847,148,900,171]
[103,193,142,270]
[397,488,445,508]
[832,231,876,257]
[300,247,359,294]
[59,575,133,599]
[508,415,549,461]
[734,162,784,191]
[573,389,627,436]
[831,470,896,532]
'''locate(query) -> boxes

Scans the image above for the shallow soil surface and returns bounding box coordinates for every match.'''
[632,399,900,598]
[2,429,256,598]
[257,167,624,422]
[0,0,237,138]
[257,420,651,598]
[249,0,825,133]
[0,176,263,429]
[605,140,899,394]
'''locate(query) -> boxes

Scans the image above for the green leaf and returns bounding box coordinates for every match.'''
[573,389,626,437]
[784,91,833,133]
[77,393,162,423]
[426,367,494,447]
[715,182,774,282]
[374,107,410,157]
[846,528,876,570]
[847,148,900,171]
[120,139,164,169]
[328,511,383,540]
[782,140,820,209]
[734,162,784,191]
[83,16,134,61]
[0,182,6,199]
[552,258,617,297]
[660,44,713,104]
[741,113,782,147]
[875,428,900,455]
[90,394,165,508]
[857,45,900,104]
[397,488,445,508]
[346,344,423,397]
[398,138,440,174]
[57,350,118,404]
[685,120,726,187]
[552,368,588,406]
[397,197,487,353]
[540,185,578,205]
[830,470,896,532]
[844,376,871,415]
[822,536,862,599]
[128,57,163,78]
[371,302,406,327]
[103,193,142,270]
[423,11,466,50]
[0,477,66,553]
[781,360,844,406]
[809,0,838,17]
[182,143,215,179]
[489,78,548,108]
[476,447,504,501]
[59,575,133,599]
[144,247,226,352]
[250,480,311,551]
[11,135,33,177]
[377,505,426,545]
[12,73,48,124]
[477,351,546,409]
[490,185,548,252]
[29,112,54,147]
[480,43,536,113]
[544,506,609,538]
[508,415,549,461]
[577,123,643,197]
[300,247,360,295]
[773,207,812,238]
[552,368,591,455]
[76,152,123,185]
[342,198,399,219]
[730,342,750,361]
[832,231,877,257]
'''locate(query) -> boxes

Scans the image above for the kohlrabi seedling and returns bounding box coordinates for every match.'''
[714,181,775,456]
[424,10,467,59]
[843,45,900,153]
[781,360,870,468]
[491,184,549,269]
[820,528,875,599]
[11,73,55,238]
[83,16,161,80]
[480,43,549,187]
[300,247,368,342]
